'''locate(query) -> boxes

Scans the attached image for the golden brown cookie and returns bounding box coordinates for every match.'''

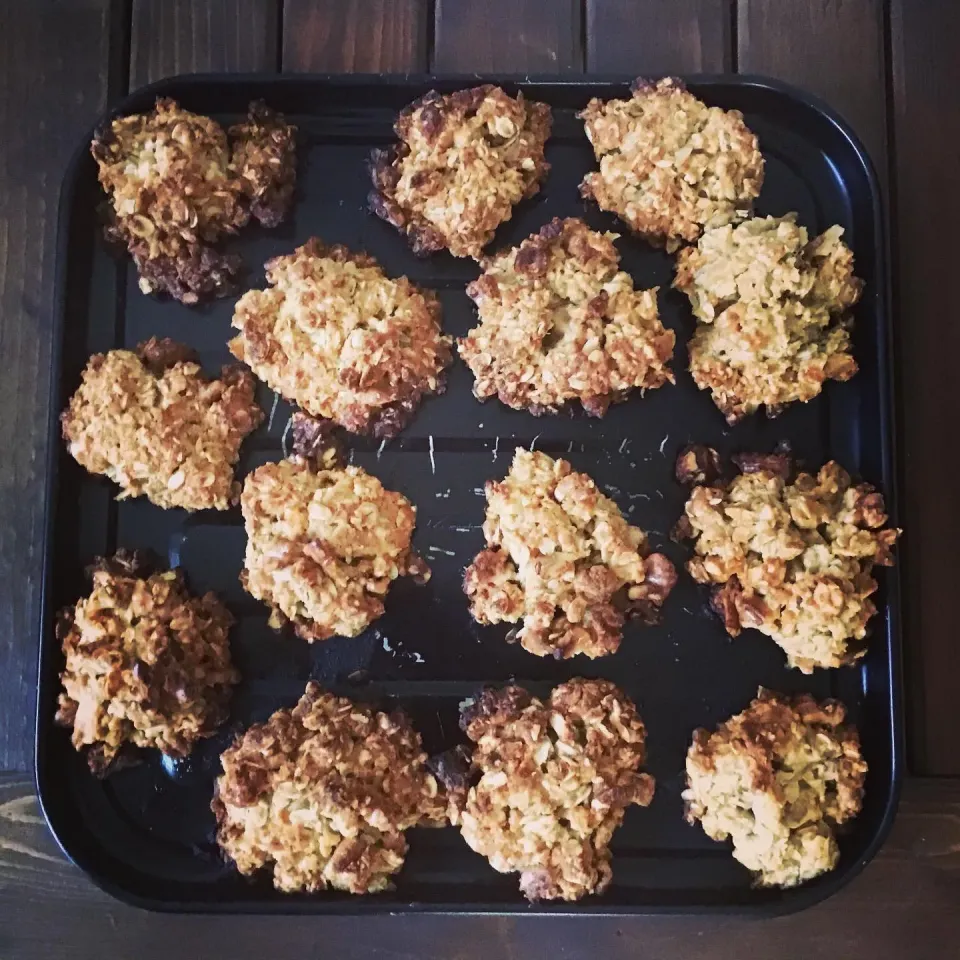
[579,78,763,250]
[213,682,447,894]
[459,217,674,415]
[229,239,451,438]
[675,446,899,672]
[465,449,676,658]
[674,214,863,422]
[92,98,296,302]
[440,679,655,901]
[369,85,551,258]
[684,688,867,888]
[55,550,237,775]
[61,337,263,511]
[239,455,429,641]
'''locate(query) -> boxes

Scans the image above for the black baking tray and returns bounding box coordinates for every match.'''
[36,73,901,916]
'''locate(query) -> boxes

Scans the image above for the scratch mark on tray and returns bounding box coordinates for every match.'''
[428,435,436,474]
[266,391,280,432]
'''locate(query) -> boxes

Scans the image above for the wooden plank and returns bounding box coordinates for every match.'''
[586,0,732,74]
[3,772,959,956]
[890,0,960,774]
[433,0,582,72]
[129,0,280,88]
[738,0,887,178]
[282,0,428,72]
[0,2,117,773]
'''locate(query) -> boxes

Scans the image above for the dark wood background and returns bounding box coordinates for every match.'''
[1,1,958,957]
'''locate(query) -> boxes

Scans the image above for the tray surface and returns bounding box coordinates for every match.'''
[36,74,901,915]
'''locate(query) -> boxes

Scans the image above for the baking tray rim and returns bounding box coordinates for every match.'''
[35,71,903,917]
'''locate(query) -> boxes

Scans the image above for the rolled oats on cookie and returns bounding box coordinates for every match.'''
[459,217,674,415]
[61,337,263,511]
[684,688,867,888]
[229,239,451,438]
[464,449,676,659]
[579,78,763,251]
[240,454,429,642]
[440,679,655,901]
[674,214,863,422]
[91,98,296,303]
[369,85,551,258]
[55,550,237,775]
[213,682,447,894]
[675,446,899,672]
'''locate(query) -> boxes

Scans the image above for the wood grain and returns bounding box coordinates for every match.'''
[586,0,732,74]
[129,0,280,88]
[282,0,429,72]
[0,1,118,774]
[433,0,583,72]
[737,0,887,179]
[3,772,958,958]
[890,0,960,775]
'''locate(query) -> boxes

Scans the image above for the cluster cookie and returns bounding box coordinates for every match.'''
[229,239,451,437]
[439,679,655,901]
[239,451,429,642]
[684,689,867,888]
[55,551,237,774]
[580,78,764,251]
[675,446,899,672]
[370,85,551,258]
[61,337,263,511]
[213,682,447,894]
[459,217,675,416]
[465,449,676,658]
[674,214,863,422]
[92,98,296,302]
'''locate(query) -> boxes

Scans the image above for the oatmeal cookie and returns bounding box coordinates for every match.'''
[61,337,263,511]
[579,78,763,251]
[229,239,452,438]
[213,682,447,894]
[91,98,296,303]
[674,214,863,422]
[676,446,899,672]
[464,449,676,658]
[55,550,237,775]
[458,218,675,415]
[369,85,551,258]
[240,455,429,641]
[683,688,867,888]
[441,679,655,901]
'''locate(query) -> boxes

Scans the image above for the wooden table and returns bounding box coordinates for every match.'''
[2,2,958,956]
